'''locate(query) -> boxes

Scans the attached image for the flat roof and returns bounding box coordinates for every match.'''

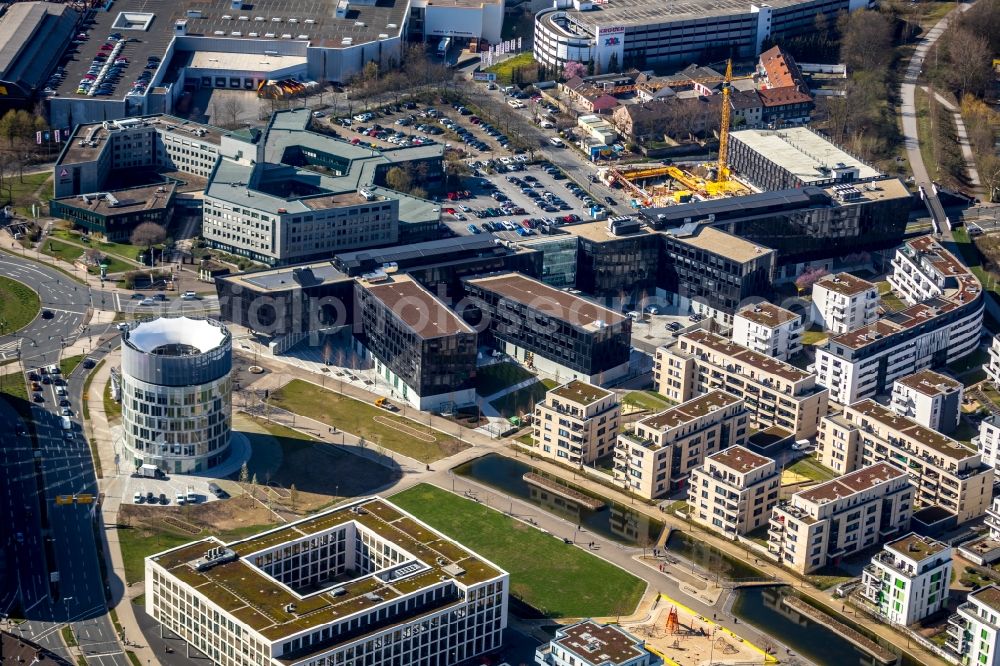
[51,0,408,100]
[814,272,875,297]
[548,380,613,406]
[894,369,961,397]
[549,0,810,32]
[562,220,655,243]
[884,533,948,562]
[680,330,811,384]
[850,399,975,460]
[186,50,308,72]
[665,225,770,263]
[554,621,647,665]
[466,272,625,329]
[707,444,772,473]
[149,497,503,641]
[52,182,176,216]
[360,274,473,339]
[730,127,882,184]
[640,389,741,431]
[796,462,906,504]
[971,586,1000,613]
[736,302,799,328]
[59,115,228,166]
[0,2,74,87]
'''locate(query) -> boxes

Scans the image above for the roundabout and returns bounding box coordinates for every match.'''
[0,274,40,335]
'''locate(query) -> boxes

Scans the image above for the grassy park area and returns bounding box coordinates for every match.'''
[622,390,672,412]
[489,378,557,419]
[475,362,534,396]
[784,456,838,483]
[391,484,646,617]
[267,379,467,462]
[0,276,40,333]
[484,52,537,84]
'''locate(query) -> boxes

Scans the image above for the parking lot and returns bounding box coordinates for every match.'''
[121,474,223,507]
[439,161,609,238]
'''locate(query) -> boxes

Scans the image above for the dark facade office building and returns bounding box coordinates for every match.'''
[573,228,662,298]
[660,225,776,324]
[642,180,912,273]
[355,274,477,410]
[462,272,632,386]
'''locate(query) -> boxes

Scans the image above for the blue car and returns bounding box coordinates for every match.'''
[466,224,481,235]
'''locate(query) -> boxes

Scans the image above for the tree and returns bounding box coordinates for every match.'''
[385,166,411,193]
[981,154,1000,204]
[947,29,992,97]
[84,248,105,267]
[795,266,829,293]
[840,9,892,72]
[131,222,166,265]
[562,61,586,80]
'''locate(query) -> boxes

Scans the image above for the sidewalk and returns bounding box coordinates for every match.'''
[922,86,982,191]
[86,350,161,666]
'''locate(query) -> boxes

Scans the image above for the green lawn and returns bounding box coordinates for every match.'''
[490,379,555,419]
[4,172,52,218]
[40,238,83,265]
[391,484,646,617]
[268,379,467,463]
[877,281,907,312]
[59,354,85,377]
[0,276,40,334]
[784,456,838,482]
[104,378,122,422]
[622,390,672,412]
[475,362,534,396]
[47,231,137,274]
[484,52,537,84]
[806,566,855,591]
[801,329,828,346]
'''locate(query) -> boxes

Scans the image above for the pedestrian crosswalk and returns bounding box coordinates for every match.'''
[0,339,20,360]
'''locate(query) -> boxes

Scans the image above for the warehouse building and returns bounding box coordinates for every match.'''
[0,2,79,110]
[463,272,632,386]
[533,0,872,73]
[146,497,509,666]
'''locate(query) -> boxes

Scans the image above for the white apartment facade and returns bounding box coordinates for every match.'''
[889,369,963,434]
[814,236,983,405]
[535,620,660,666]
[614,390,748,500]
[810,272,878,334]
[987,333,1000,386]
[688,445,780,538]
[860,533,952,625]
[533,380,621,465]
[816,399,992,525]
[946,585,1000,665]
[976,416,1000,479]
[731,302,804,361]
[767,462,913,574]
[655,330,829,439]
[146,498,509,666]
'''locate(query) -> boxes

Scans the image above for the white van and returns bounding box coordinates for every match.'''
[549,137,564,147]
[61,416,72,431]
[539,120,554,129]
[626,311,642,321]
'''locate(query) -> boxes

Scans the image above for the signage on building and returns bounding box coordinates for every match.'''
[599,25,625,34]
[473,72,497,82]
[604,37,620,45]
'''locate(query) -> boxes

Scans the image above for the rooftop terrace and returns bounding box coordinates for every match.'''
[548,379,613,406]
[884,533,948,562]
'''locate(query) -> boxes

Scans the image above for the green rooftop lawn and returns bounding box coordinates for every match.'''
[268,379,468,463]
[0,276,40,334]
[390,483,646,618]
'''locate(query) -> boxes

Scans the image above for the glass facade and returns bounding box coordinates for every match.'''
[523,236,578,289]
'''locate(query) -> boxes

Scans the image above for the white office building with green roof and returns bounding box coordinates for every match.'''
[146,497,508,666]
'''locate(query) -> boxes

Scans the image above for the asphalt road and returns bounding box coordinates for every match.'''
[0,255,128,666]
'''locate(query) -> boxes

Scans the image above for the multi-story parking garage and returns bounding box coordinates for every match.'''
[533,0,872,73]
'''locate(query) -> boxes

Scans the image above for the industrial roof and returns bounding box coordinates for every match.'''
[642,186,830,226]
[729,127,882,184]
[551,0,810,32]
[51,182,176,217]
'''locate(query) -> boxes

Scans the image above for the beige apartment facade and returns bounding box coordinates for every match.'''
[768,462,913,574]
[614,390,747,500]
[688,445,780,538]
[533,380,620,465]
[817,399,991,525]
[654,330,829,438]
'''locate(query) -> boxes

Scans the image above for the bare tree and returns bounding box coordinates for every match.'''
[131,222,167,266]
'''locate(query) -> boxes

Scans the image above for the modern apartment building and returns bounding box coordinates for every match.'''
[688,445,780,538]
[767,462,913,574]
[945,585,1000,665]
[535,620,660,666]
[354,274,477,411]
[731,302,804,361]
[463,272,632,386]
[614,390,748,500]
[816,399,992,526]
[533,380,621,465]
[889,369,962,434]
[654,330,829,438]
[659,225,776,324]
[814,236,983,405]
[987,333,1000,386]
[860,533,951,625]
[976,416,1000,479]
[810,272,878,334]
[146,497,508,666]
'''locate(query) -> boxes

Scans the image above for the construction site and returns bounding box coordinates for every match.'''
[623,597,773,666]
[599,162,753,208]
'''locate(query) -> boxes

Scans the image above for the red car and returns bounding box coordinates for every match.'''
[350,137,361,145]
